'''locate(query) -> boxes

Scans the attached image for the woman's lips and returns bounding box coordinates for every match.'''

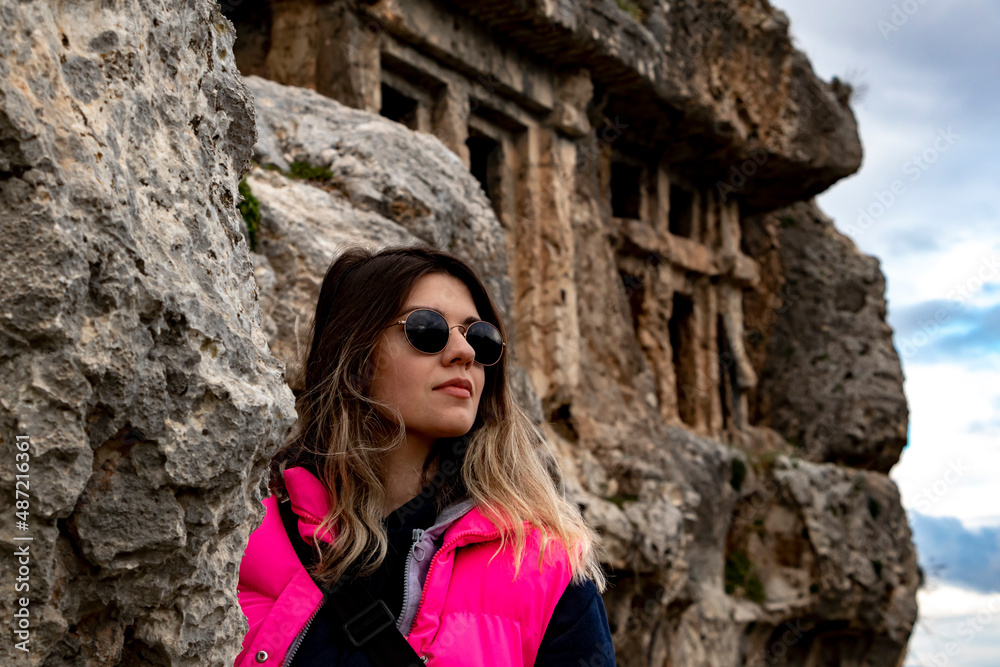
[434,386,472,398]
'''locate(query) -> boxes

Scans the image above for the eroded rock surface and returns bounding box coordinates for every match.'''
[237,77,918,666]
[0,0,919,664]
[0,2,295,665]
[742,201,909,473]
[230,0,862,211]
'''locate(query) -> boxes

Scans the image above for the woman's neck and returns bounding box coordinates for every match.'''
[382,437,437,517]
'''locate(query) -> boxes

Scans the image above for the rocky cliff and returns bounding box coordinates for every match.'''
[0,1,295,665]
[241,75,917,667]
[0,0,918,665]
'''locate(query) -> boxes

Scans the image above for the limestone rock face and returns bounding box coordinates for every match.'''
[742,201,908,473]
[0,0,919,664]
[231,0,862,211]
[236,77,919,666]
[247,74,510,310]
[443,0,863,210]
[0,2,295,665]
[244,74,542,419]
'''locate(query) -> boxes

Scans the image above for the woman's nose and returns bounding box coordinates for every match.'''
[444,326,476,364]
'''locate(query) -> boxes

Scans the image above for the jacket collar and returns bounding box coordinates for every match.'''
[283,465,333,523]
[282,465,500,546]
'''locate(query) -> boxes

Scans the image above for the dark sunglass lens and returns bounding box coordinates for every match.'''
[405,310,449,353]
[466,321,503,365]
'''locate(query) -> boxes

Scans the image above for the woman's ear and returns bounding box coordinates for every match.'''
[358,354,378,396]
[357,346,378,395]
[357,363,372,394]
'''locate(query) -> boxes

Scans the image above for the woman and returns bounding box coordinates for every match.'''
[236,244,615,666]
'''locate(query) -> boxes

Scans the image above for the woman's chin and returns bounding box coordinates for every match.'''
[429,418,475,440]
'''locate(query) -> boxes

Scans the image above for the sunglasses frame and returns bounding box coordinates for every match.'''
[385,308,506,366]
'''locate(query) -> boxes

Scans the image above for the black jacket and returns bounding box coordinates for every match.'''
[287,486,616,666]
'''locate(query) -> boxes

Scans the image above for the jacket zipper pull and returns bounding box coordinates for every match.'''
[411,528,426,561]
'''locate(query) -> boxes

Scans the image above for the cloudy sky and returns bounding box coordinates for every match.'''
[770,1,1000,665]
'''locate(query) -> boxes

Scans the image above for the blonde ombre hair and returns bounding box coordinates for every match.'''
[269,242,607,592]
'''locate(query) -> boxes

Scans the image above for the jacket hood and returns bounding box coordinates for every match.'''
[284,465,338,544]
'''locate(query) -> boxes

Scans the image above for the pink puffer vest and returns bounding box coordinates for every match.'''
[235,466,574,666]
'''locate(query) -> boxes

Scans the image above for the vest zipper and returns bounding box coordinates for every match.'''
[406,530,499,635]
[396,528,426,627]
[281,596,326,666]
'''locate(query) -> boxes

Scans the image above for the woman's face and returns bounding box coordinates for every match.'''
[370,272,487,449]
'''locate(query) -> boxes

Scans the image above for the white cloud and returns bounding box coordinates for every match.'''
[918,583,1000,620]
[905,583,1000,667]
[775,0,1000,283]
[772,1,1000,662]
[883,243,1000,309]
[892,361,1000,527]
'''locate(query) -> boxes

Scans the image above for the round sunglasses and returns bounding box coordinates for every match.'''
[386,309,505,366]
